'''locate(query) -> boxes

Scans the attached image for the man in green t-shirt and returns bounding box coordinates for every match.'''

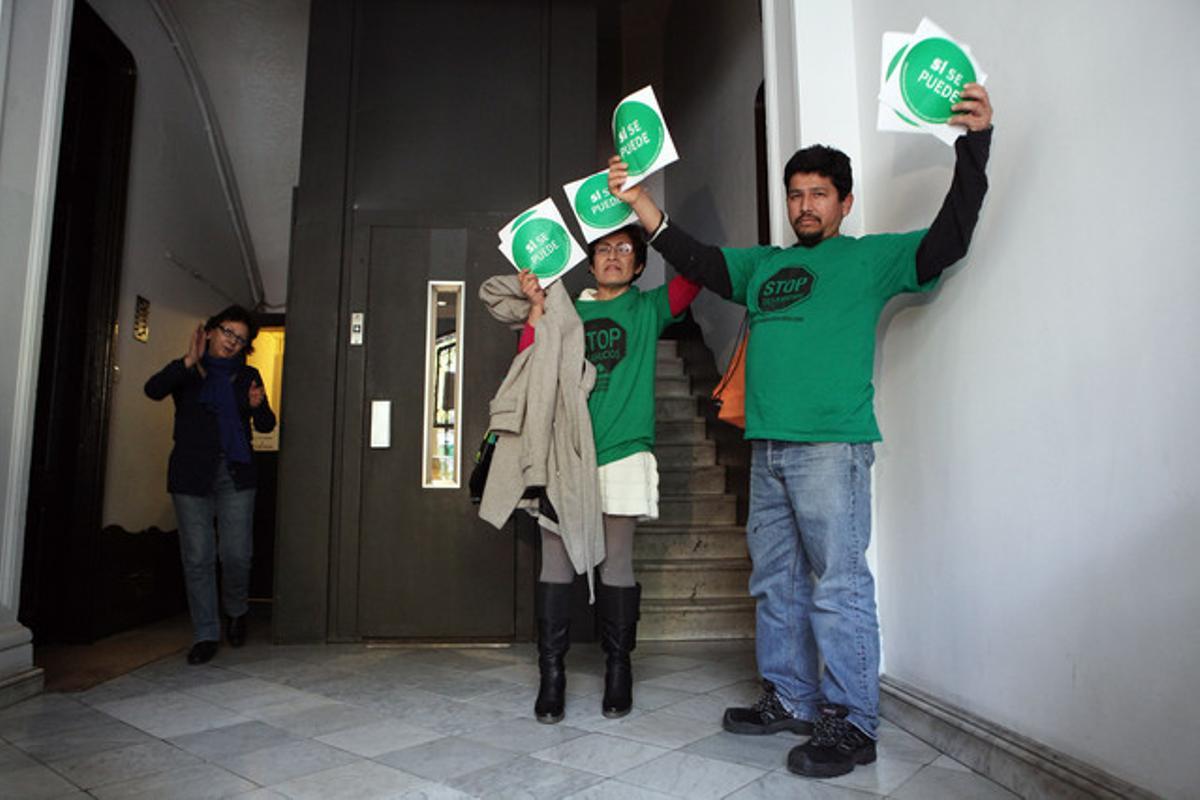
[607,84,994,778]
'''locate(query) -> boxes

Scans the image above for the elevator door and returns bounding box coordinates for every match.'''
[341,213,525,639]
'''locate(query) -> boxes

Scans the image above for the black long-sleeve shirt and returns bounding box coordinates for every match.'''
[652,127,992,295]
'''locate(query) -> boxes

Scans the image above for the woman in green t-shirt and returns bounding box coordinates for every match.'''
[518,224,700,724]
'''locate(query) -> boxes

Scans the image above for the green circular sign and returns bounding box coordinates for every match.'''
[613,100,664,176]
[899,37,976,124]
[512,218,570,277]
[574,173,631,228]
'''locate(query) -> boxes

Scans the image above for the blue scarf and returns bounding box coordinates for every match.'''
[199,354,252,465]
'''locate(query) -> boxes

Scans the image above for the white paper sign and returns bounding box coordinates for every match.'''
[562,169,636,243]
[877,18,987,146]
[496,198,587,287]
[612,85,679,190]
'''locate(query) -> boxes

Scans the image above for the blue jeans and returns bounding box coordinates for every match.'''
[747,440,879,737]
[172,460,255,643]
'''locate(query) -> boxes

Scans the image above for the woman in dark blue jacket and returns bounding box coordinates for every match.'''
[145,306,275,664]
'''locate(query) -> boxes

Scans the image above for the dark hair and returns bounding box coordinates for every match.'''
[204,305,259,354]
[587,224,648,281]
[783,145,853,200]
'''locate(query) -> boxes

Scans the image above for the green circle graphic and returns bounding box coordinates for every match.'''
[512,218,570,277]
[899,37,976,124]
[613,100,664,176]
[574,173,631,228]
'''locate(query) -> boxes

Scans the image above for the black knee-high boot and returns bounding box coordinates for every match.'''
[598,582,640,718]
[535,581,572,724]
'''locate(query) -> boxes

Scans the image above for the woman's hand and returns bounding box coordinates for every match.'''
[248,379,265,409]
[519,269,546,324]
[183,324,206,369]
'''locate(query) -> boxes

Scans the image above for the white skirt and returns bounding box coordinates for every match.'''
[598,451,660,520]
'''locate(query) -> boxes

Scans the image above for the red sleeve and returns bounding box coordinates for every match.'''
[517,322,536,353]
[668,275,703,316]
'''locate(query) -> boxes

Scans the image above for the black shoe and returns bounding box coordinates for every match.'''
[187,640,218,665]
[597,583,640,719]
[787,704,876,778]
[534,582,572,724]
[722,680,813,735]
[226,615,246,648]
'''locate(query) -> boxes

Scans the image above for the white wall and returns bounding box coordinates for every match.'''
[0,0,70,693]
[87,0,250,532]
[835,2,1200,796]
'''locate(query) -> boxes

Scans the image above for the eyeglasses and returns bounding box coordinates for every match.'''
[594,242,634,257]
[217,325,249,348]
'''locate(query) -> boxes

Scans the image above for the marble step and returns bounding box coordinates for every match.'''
[639,597,756,641]
[657,465,727,495]
[656,358,685,378]
[633,524,748,560]
[654,441,716,468]
[656,494,736,526]
[638,558,752,601]
[655,375,692,397]
[655,396,701,421]
[656,340,678,358]
[655,418,708,445]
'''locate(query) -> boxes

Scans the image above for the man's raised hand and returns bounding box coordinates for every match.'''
[950,83,992,131]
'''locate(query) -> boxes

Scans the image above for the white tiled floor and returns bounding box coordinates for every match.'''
[0,637,1018,799]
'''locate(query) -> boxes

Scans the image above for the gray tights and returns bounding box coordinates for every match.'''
[539,515,636,587]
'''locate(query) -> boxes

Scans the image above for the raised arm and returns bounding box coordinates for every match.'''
[516,269,546,353]
[608,157,734,299]
[915,83,994,284]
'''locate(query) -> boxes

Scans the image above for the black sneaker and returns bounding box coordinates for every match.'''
[787,703,876,778]
[186,640,218,665]
[722,680,813,735]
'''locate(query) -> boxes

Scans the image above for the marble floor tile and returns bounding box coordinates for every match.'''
[255,701,384,737]
[182,677,318,713]
[87,762,257,799]
[266,760,426,799]
[314,718,444,757]
[930,753,976,773]
[222,656,316,682]
[605,709,720,749]
[616,750,765,800]
[95,690,248,739]
[558,693,649,733]
[472,662,540,688]
[386,783,472,799]
[628,683,695,712]
[405,698,513,736]
[376,735,518,781]
[75,675,162,707]
[639,663,749,693]
[168,719,300,760]
[656,691,729,724]
[631,654,708,673]
[0,698,113,741]
[217,739,359,786]
[682,729,798,770]
[875,719,942,766]
[706,679,765,706]
[10,718,155,762]
[725,771,883,799]
[448,754,603,799]
[48,739,201,790]
[460,716,588,754]
[532,732,670,777]
[463,683,541,715]
[0,762,81,800]
[0,739,38,770]
[410,669,524,701]
[814,753,927,796]
[240,692,337,721]
[563,779,678,799]
[889,763,1018,799]
[130,660,239,692]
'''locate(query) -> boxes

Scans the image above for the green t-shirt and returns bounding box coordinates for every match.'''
[720,230,936,442]
[574,285,681,466]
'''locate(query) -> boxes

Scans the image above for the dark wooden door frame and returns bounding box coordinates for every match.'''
[19,0,136,643]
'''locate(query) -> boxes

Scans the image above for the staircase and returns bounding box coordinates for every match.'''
[639,339,755,640]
